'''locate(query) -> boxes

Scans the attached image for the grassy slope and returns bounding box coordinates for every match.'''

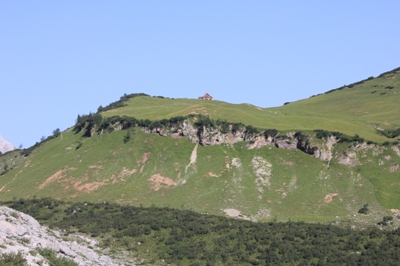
[0,68,399,225]
[1,126,398,226]
[103,68,400,142]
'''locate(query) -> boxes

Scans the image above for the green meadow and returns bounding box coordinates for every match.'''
[103,67,400,143]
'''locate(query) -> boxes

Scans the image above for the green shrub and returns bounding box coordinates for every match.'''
[97,93,149,112]
[382,141,391,146]
[123,131,131,144]
[75,142,82,150]
[0,252,27,266]
[215,119,230,134]
[231,122,244,133]
[377,216,393,226]
[378,127,400,139]
[52,128,61,137]
[38,248,78,266]
[314,129,332,139]
[194,115,215,130]
[294,131,308,142]
[244,125,259,137]
[358,204,369,214]
[264,129,279,138]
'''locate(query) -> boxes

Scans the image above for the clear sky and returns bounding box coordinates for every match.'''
[1,1,400,148]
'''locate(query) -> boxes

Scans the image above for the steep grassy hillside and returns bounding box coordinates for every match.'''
[1,124,399,226]
[0,67,399,226]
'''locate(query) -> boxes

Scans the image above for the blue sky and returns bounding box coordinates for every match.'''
[1,1,400,148]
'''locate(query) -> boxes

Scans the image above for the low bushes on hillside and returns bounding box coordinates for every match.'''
[0,252,27,266]
[97,93,149,113]
[73,111,384,152]
[323,67,400,96]
[3,198,400,266]
[378,127,400,139]
[314,129,365,144]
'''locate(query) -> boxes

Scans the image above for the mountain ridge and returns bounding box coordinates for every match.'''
[0,66,399,226]
[98,66,400,143]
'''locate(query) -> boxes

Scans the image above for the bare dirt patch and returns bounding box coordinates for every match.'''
[189,144,198,164]
[231,158,242,168]
[252,156,272,197]
[140,152,151,172]
[141,152,150,164]
[338,152,359,166]
[252,209,270,220]
[248,137,267,149]
[389,163,399,172]
[390,209,400,220]
[172,133,181,138]
[185,144,198,174]
[206,172,218,177]
[63,174,107,193]
[40,167,112,194]
[119,167,137,178]
[38,168,76,190]
[227,133,235,145]
[174,163,180,172]
[149,174,175,191]
[89,165,103,169]
[392,146,400,157]
[325,193,339,203]
[288,176,297,192]
[13,160,31,180]
[223,209,251,220]
[74,180,106,193]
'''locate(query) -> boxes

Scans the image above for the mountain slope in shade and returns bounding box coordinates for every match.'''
[0,135,15,154]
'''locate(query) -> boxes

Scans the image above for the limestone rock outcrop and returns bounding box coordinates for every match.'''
[0,135,16,154]
[0,206,128,265]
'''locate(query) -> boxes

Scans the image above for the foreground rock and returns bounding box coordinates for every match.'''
[0,206,129,265]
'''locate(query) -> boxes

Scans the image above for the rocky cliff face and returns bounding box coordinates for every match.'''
[116,119,336,162]
[0,206,131,265]
[99,119,396,165]
[0,135,16,154]
[144,120,249,145]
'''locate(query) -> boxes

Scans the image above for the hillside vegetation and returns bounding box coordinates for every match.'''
[0,67,399,227]
[4,198,400,265]
[103,67,400,143]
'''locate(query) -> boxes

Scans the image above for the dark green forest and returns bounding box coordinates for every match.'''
[3,198,400,265]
